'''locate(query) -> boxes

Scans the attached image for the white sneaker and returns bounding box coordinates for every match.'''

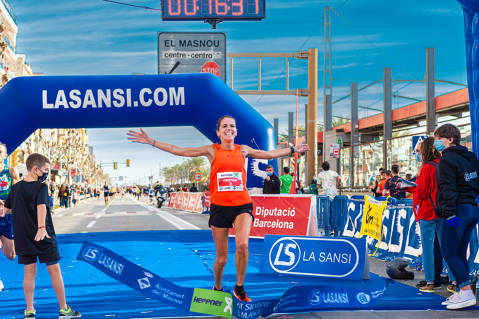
[446,289,477,310]
[0,278,4,291]
[441,292,459,305]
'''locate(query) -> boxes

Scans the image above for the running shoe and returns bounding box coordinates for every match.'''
[441,292,459,306]
[0,278,3,291]
[416,281,441,290]
[419,284,437,293]
[58,305,81,318]
[233,285,252,302]
[213,286,223,291]
[446,289,477,310]
[24,309,35,318]
[447,284,457,293]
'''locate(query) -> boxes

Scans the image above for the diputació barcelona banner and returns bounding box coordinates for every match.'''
[230,195,318,238]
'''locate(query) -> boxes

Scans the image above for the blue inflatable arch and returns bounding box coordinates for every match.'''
[458,0,479,155]
[0,73,275,189]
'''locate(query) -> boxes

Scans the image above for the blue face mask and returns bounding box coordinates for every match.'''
[434,140,446,152]
[266,172,273,176]
[416,153,421,162]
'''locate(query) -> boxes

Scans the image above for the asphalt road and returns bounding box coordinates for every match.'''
[53,195,209,234]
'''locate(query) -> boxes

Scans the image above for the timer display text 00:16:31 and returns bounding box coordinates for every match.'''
[162,0,265,20]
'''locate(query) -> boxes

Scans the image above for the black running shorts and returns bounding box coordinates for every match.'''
[18,250,60,265]
[209,203,254,228]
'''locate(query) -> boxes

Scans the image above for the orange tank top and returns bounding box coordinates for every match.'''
[209,143,252,206]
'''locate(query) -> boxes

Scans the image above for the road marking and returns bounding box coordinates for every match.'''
[73,212,84,216]
[133,198,200,230]
[95,206,108,219]
[86,220,96,228]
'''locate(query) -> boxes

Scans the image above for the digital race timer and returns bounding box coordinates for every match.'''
[161,0,265,20]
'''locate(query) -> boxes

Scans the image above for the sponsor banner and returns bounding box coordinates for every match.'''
[190,288,232,318]
[77,242,193,310]
[261,235,366,279]
[341,198,479,274]
[78,241,386,319]
[168,192,177,208]
[359,196,387,241]
[167,192,203,213]
[230,195,315,238]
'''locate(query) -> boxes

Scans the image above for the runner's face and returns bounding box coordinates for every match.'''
[217,117,237,142]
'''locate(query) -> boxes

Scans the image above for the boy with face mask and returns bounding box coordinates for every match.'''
[2,153,81,318]
[434,124,479,310]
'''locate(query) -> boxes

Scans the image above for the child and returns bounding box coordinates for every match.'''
[434,124,479,310]
[3,153,81,318]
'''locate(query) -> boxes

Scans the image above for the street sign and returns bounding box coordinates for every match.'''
[337,138,342,146]
[201,61,221,77]
[158,32,226,82]
[412,135,428,154]
[330,144,340,159]
[194,172,202,181]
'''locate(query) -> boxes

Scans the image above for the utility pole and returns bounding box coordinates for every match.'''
[322,6,333,168]
[307,49,318,184]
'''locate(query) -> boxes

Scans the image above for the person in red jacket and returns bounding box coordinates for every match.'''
[413,137,451,292]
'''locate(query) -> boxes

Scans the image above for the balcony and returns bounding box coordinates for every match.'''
[0,0,16,25]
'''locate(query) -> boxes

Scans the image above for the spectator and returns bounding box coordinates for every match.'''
[71,190,77,206]
[370,168,385,197]
[406,173,413,181]
[309,178,318,195]
[317,161,341,199]
[412,137,448,293]
[377,170,390,197]
[190,184,198,192]
[280,167,293,194]
[263,165,280,194]
[3,153,81,318]
[383,166,405,199]
[182,185,188,192]
[434,124,479,309]
[295,179,304,194]
[58,185,69,208]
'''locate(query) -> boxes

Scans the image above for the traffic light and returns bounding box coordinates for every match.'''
[113,162,118,170]
[126,159,130,167]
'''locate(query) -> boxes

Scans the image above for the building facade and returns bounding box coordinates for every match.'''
[1,1,107,187]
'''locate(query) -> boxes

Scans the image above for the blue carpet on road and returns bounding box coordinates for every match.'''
[0,230,474,318]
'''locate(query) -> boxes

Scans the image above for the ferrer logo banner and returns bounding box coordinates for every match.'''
[261,235,367,280]
[189,288,232,318]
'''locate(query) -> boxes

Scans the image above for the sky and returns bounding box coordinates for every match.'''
[8,0,469,185]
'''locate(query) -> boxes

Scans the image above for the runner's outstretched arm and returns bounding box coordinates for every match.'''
[127,128,214,162]
[241,143,310,160]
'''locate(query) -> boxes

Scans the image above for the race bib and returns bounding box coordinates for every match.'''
[217,172,243,191]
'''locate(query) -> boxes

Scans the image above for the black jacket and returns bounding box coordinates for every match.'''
[437,145,479,218]
[263,174,281,194]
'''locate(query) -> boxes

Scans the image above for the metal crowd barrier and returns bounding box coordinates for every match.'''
[316,195,414,236]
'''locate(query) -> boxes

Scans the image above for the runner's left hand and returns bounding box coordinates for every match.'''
[127,128,154,145]
[294,143,310,153]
